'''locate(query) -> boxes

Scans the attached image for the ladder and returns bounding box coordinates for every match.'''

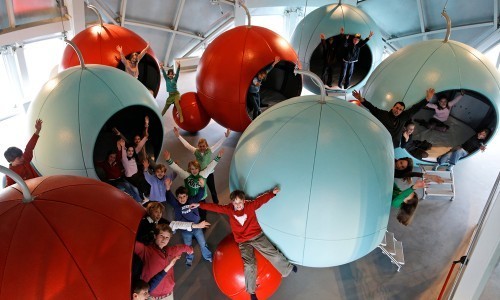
[420,165,455,201]
[379,230,405,271]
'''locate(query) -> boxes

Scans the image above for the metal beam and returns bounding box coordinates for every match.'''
[163,0,186,64]
[5,0,16,28]
[0,18,70,46]
[124,20,204,40]
[386,22,494,43]
[475,27,500,53]
[65,0,86,37]
[90,0,119,25]
[183,16,234,58]
[415,0,427,40]
[120,0,128,27]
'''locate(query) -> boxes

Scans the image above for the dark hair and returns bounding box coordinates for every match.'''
[230,190,246,201]
[175,186,188,197]
[405,120,415,128]
[125,144,138,161]
[436,96,449,110]
[4,147,23,163]
[106,150,117,159]
[478,128,490,136]
[167,69,174,76]
[397,193,419,226]
[393,101,405,109]
[394,157,414,183]
[132,279,149,294]
[154,223,173,235]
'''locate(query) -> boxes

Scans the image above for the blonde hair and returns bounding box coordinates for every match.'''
[154,164,167,173]
[187,160,201,172]
[146,202,164,216]
[197,138,208,148]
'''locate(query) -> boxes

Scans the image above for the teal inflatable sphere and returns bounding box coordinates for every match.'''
[229,96,394,267]
[362,39,499,157]
[27,65,163,179]
[291,3,383,93]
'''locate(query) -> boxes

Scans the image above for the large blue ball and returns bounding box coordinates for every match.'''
[230,96,394,267]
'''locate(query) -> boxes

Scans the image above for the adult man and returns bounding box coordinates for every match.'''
[352,88,435,147]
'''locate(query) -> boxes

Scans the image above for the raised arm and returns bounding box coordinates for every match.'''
[116,45,127,65]
[148,255,181,292]
[135,135,148,154]
[112,127,129,144]
[210,129,230,152]
[173,127,197,153]
[24,119,43,162]
[137,43,150,61]
[174,62,180,81]
[406,88,434,116]
[449,91,464,107]
[164,151,190,179]
[199,149,224,177]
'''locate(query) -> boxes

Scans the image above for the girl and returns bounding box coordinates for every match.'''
[118,139,149,200]
[417,90,464,132]
[116,44,150,79]
[173,126,230,204]
[164,149,224,221]
[160,61,184,122]
[392,180,425,226]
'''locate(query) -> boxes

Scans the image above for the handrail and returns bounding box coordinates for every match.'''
[445,172,500,298]
[294,68,326,104]
[0,165,33,203]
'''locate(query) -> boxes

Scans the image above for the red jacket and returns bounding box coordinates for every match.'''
[200,191,276,243]
[6,134,39,186]
[134,241,192,297]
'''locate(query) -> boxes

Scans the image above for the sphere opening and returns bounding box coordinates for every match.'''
[410,89,496,162]
[117,53,161,97]
[93,105,163,181]
[309,34,372,89]
[246,60,302,118]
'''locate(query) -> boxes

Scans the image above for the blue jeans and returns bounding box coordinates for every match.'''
[111,178,142,202]
[181,228,212,263]
[339,61,355,89]
[438,148,468,166]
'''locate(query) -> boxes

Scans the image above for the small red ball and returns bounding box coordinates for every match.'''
[212,234,282,300]
[173,92,211,133]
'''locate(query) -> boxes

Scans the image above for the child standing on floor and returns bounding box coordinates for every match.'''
[165,177,212,267]
[173,127,230,204]
[4,119,43,186]
[190,186,296,300]
[160,62,183,122]
[164,149,224,221]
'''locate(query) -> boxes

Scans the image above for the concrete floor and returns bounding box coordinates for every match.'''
[1,70,499,299]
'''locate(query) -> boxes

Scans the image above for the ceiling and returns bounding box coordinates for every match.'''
[0,0,498,65]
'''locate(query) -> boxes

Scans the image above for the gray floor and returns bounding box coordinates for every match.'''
[1,70,498,299]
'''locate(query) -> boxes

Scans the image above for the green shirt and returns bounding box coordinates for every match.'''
[392,183,414,208]
[161,68,180,93]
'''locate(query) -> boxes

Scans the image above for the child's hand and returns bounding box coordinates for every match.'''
[176,62,180,69]
[403,131,410,142]
[225,128,231,138]
[163,151,171,161]
[189,203,200,209]
[480,145,487,152]
[368,31,374,38]
[425,174,444,184]
[217,148,224,157]
[273,56,280,65]
[273,186,280,195]
[34,119,43,134]
[142,159,149,170]
[193,221,210,229]
[198,177,205,187]
[112,127,120,136]
[165,178,172,190]
[340,27,344,34]
[426,88,435,101]
[352,90,363,101]
[118,138,126,147]
[116,45,122,53]
[413,180,426,189]
[145,115,149,126]
[319,33,325,39]
[165,255,181,271]
[173,127,180,137]
[159,62,164,69]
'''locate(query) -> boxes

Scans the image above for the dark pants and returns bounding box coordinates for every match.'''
[206,173,219,204]
[247,92,260,120]
[321,63,335,86]
[428,118,450,132]
[339,61,355,89]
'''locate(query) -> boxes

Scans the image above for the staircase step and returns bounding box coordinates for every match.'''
[394,240,405,265]
[380,231,387,246]
[425,188,454,197]
[384,231,396,255]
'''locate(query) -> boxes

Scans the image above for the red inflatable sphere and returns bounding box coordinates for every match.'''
[0,176,144,299]
[196,25,301,132]
[60,24,160,96]
[173,92,211,133]
[212,234,282,300]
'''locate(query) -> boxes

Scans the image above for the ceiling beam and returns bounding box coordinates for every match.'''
[65,0,86,37]
[163,0,186,64]
[120,0,127,27]
[415,0,427,40]
[386,22,494,43]
[183,16,234,58]
[124,20,204,40]
[475,27,500,53]
[0,18,70,46]
[91,0,119,25]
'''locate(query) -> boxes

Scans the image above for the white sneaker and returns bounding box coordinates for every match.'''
[432,164,439,171]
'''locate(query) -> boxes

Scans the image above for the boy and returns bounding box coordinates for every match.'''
[142,160,176,203]
[134,223,192,300]
[247,56,280,120]
[434,128,490,171]
[165,177,212,266]
[160,61,183,121]
[131,279,149,300]
[4,119,43,186]
[190,186,296,300]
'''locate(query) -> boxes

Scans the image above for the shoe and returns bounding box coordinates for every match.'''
[250,293,258,300]
[206,258,212,263]
[432,164,439,171]
[186,261,192,267]
[292,265,298,273]
[446,164,454,171]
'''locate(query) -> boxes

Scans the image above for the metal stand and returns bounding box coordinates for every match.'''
[420,165,455,201]
[379,230,405,271]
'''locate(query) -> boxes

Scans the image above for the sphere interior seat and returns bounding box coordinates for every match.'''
[308,33,372,89]
[252,60,303,112]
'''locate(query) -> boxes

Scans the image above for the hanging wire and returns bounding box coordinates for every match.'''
[55,0,68,39]
[441,0,452,42]
[442,0,450,12]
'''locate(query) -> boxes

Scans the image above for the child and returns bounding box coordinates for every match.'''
[416,90,464,132]
[4,119,42,186]
[164,149,224,221]
[160,62,183,122]
[392,180,426,226]
[173,126,230,204]
[141,160,176,203]
[165,177,212,266]
[116,44,150,79]
[400,121,431,160]
[434,128,490,171]
[131,279,149,300]
[134,223,193,300]
[247,56,280,120]
[190,186,296,300]
[319,27,344,88]
[338,31,373,89]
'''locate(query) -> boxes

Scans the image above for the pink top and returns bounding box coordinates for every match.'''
[426,94,463,122]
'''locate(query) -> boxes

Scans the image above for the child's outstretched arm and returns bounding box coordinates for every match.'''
[164,150,190,179]
[148,255,181,292]
[173,127,197,153]
[199,149,224,177]
[210,129,230,153]
[137,43,150,61]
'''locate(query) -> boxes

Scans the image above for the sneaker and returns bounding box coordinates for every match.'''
[446,165,454,171]
[292,265,298,273]
[250,293,258,300]
[186,261,192,267]
[206,258,212,263]
[432,164,439,171]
